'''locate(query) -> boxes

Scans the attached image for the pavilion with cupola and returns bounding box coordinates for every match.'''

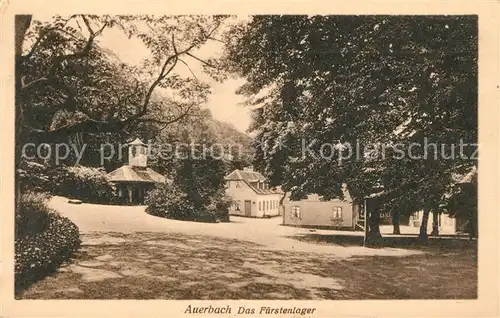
[107,138,167,205]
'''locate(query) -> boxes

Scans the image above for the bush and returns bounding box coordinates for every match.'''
[204,192,231,223]
[15,191,52,239]
[15,192,81,292]
[18,161,118,204]
[52,165,117,204]
[145,184,230,223]
[18,160,54,193]
[145,184,196,219]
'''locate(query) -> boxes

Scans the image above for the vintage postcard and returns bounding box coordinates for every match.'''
[1,0,499,317]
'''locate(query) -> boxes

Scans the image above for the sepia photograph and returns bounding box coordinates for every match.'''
[2,2,498,316]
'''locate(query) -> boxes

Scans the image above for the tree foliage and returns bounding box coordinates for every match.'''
[15,14,229,167]
[221,15,477,241]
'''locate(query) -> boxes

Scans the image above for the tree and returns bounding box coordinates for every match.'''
[430,211,440,236]
[16,15,228,161]
[220,15,477,245]
[145,113,231,221]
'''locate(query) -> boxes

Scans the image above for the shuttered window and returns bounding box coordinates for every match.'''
[292,206,301,218]
[333,207,342,219]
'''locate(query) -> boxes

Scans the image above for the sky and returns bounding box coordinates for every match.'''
[32,15,253,134]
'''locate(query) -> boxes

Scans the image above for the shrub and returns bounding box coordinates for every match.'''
[52,165,117,203]
[15,192,80,293]
[18,161,117,204]
[15,191,52,239]
[18,160,54,193]
[145,184,194,219]
[145,184,230,223]
[204,191,231,223]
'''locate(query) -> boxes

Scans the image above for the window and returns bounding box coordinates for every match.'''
[291,206,301,218]
[333,207,342,219]
[267,201,269,210]
[234,201,241,212]
[235,181,240,188]
[258,202,261,211]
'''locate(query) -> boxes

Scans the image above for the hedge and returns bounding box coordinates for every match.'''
[52,165,117,204]
[18,160,117,204]
[15,192,81,293]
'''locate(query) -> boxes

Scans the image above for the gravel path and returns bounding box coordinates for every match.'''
[48,196,421,258]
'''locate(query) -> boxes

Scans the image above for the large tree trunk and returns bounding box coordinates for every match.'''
[365,199,383,246]
[418,209,430,244]
[15,15,32,56]
[392,211,401,234]
[15,15,32,214]
[430,211,439,236]
[468,209,478,240]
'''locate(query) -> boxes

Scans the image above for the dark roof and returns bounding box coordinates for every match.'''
[225,169,266,182]
[107,165,167,183]
[225,169,282,195]
[247,183,282,195]
[459,166,477,184]
[451,166,477,185]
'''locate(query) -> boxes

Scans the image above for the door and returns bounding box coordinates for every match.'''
[132,187,140,204]
[244,200,252,217]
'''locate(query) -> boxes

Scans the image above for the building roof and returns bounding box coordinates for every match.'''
[225,169,267,183]
[107,165,167,183]
[459,166,477,183]
[451,166,477,185]
[225,168,281,195]
[247,183,282,195]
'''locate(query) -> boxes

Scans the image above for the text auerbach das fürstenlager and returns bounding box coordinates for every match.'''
[184,305,317,315]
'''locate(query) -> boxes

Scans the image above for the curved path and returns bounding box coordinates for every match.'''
[17,197,476,300]
[47,196,419,258]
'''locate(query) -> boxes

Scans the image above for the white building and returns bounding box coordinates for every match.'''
[408,211,457,234]
[225,167,282,217]
[282,186,363,230]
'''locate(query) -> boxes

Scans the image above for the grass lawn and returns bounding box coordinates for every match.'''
[17,231,477,299]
